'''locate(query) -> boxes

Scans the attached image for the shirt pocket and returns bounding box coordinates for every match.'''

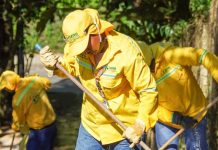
[99,74,126,99]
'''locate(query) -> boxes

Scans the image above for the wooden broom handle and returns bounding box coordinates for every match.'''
[159,96,218,150]
[56,63,151,150]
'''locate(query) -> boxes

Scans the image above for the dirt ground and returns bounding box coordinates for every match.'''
[49,91,82,150]
[31,54,83,149]
[29,54,83,149]
[0,88,82,150]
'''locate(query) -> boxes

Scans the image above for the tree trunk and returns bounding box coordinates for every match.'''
[0,0,25,126]
[207,0,218,148]
[0,0,15,74]
[16,17,25,77]
[180,0,218,148]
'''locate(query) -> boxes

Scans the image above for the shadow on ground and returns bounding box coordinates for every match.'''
[48,79,83,150]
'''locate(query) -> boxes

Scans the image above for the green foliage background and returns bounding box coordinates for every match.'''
[0,0,214,149]
[23,0,211,53]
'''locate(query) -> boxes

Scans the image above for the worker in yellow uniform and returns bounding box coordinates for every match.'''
[39,8,158,149]
[0,70,57,150]
[138,41,218,150]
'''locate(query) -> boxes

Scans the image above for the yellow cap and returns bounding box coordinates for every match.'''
[62,8,113,56]
[0,70,20,91]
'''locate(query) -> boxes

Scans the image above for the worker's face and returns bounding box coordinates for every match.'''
[85,34,101,55]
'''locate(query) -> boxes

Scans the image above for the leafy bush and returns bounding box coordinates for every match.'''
[23,0,211,53]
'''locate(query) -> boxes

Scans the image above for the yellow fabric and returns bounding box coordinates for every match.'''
[62,8,113,56]
[139,42,218,128]
[1,73,57,131]
[163,47,218,82]
[137,41,155,66]
[55,30,158,144]
[203,51,218,82]
[0,70,20,91]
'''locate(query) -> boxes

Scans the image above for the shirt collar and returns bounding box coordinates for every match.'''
[96,31,121,69]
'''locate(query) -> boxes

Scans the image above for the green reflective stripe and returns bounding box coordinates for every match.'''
[199,49,208,64]
[16,79,36,107]
[102,74,116,78]
[76,58,92,70]
[171,112,174,122]
[156,65,181,85]
[139,87,157,94]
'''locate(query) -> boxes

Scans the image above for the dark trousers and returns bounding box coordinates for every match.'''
[27,122,57,150]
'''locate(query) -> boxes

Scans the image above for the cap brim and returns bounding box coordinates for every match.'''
[0,82,5,91]
[64,20,113,56]
[99,20,114,33]
[64,34,90,56]
[0,86,4,91]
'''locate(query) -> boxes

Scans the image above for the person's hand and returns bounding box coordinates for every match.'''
[123,119,145,145]
[19,124,30,135]
[40,45,59,69]
[172,112,198,129]
[12,122,29,135]
[40,46,60,77]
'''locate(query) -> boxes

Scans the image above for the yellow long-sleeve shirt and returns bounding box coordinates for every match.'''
[11,75,56,131]
[139,41,218,128]
[55,30,158,144]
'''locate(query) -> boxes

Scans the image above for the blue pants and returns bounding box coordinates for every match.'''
[155,117,208,150]
[27,122,57,150]
[76,123,145,150]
